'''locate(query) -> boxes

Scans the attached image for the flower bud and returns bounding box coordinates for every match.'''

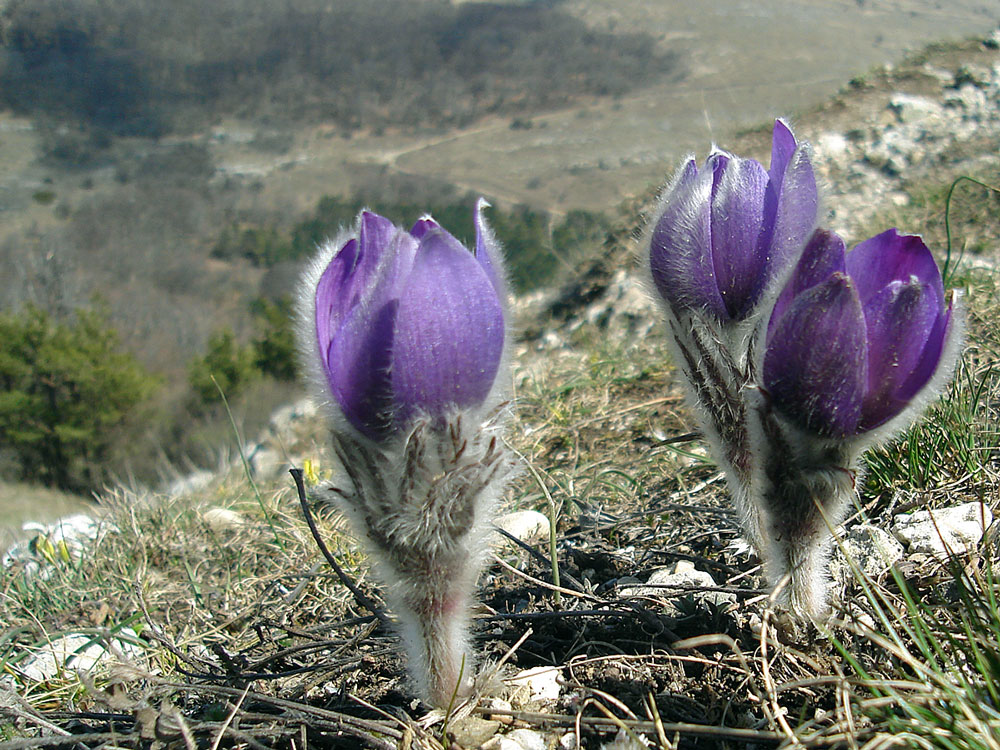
[648,119,818,322]
[764,228,961,440]
[304,201,507,441]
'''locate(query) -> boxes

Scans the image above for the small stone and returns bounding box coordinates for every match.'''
[559,733,578,750]
[815,131,849,160]
[508,666,562,704]
[618,561,735,613]
[446,716,500,748]
[485,697,513,724]
[888,93,943,124]
[496,510,550,545]
[505,728,547,750]
[17,629,143,682]
[3,513,110,582]
[480,738,521,750]
[830,524,904,584]
[893,502,993,558]
[201,507,247,531]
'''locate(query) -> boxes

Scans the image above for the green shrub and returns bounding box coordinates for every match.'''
[212,224,290,267]
[0,304,158,491]
[251,297,297,382]
[211,193,610,293]
[188,329,258,406]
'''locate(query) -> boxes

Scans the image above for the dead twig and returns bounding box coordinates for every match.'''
[290,467,391,628]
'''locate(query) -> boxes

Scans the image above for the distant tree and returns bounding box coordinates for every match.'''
[188,329,259,406]
[551,210,611,264]
[211,224,290,267]
[0,303,158,491]
[251,297,297,382]
[487,204,554,292]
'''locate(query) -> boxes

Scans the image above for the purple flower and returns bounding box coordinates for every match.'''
[648,119,818,321]
[311,202,506,440]
[764,228,960,438]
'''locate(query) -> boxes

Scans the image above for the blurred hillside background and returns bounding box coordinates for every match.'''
[1,0,998,510]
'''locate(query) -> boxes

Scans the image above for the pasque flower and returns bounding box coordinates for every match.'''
[648,118,818,323]
[749,227,962,616]
[297,201,514,708]
[765,228,959,439]
[641,120,820,566]
[312,205,506,439]
[643,120,963,618]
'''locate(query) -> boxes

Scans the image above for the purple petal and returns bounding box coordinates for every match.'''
[474,197,507,297]
[859,279,942,430]
[709,155,770,318]
[898,294,955,410]
[326,298,399,439]
[391,228,505,424]
[846,230,944,307]
[409,216,440,239]
[768,229,847,338]
[315,212,411,356]
[768,118,797,191]
[766,145,818,291]
[649,159,727,319]
[368,227,419,305]
[315,238,359,364]
[764,274,867,437]
[359,211,397,271]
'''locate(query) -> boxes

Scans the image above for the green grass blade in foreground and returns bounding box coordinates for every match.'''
[824,532,1000,748]
[942,176,1000,285]
[211,374,285,551]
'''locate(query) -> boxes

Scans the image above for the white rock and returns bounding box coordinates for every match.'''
[945,84,987,112]
[893,502,993,558]
[17,629,143,682]
[505,728,547,750]
[508,666,562,703]
[201,507,247,531]
[481,739,522,750]
[815,131,849,159]
[619,561,735,612]
[601,728,650,749]
[496,510,550,545]
[3,513,111,581]
[559,733,578,750]
[888,93,943,124]
[22,513,100,557]
[830,524,904,584]
[166,469,214,498]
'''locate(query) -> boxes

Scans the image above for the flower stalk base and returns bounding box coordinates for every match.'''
[315,413,512,707]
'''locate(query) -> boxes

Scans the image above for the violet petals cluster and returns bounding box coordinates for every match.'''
[649,119,818,322]
[312,202,507,441]
[765,228,959,440]
[644,119,963,616]
[293,114,965,711]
